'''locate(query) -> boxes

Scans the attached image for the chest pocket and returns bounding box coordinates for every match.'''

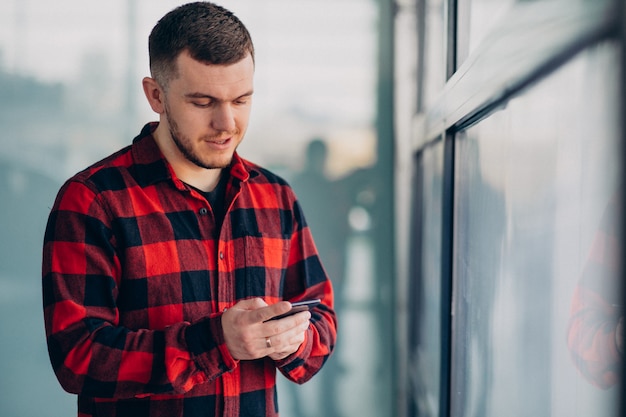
[233,235,289,299]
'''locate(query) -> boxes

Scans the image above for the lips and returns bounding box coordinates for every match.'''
[208,137,230,144]
[204,133,235,144]
[204,137,232,150]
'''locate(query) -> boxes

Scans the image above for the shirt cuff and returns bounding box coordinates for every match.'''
[185,315,238,379]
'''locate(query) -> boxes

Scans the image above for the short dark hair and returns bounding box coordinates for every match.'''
[148,2,254,88]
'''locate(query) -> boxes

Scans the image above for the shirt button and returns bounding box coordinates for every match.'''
[199,207,208,215]
[219,252,224,260]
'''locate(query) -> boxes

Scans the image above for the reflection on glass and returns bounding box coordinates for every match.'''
[567,191,623,389]
[456,0,515,63]
[408,142,444,417]
[451,41,621,416]
[452,132,506,417]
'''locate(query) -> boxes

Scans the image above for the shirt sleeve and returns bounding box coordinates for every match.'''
[273,199,338,384]
[42,179,237,399]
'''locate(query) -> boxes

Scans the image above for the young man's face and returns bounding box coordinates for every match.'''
[160,50,254,170]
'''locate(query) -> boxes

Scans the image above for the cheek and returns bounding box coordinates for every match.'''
[171,107,207,132]
[235,108,252,129]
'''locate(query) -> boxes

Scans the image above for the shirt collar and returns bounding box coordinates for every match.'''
[131,122,252,187]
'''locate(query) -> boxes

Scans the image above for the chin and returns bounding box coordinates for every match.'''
[202,157,233,170]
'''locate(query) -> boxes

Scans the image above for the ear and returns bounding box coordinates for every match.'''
[142,77,165,114]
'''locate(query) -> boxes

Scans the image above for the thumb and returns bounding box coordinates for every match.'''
[231,297,268,311]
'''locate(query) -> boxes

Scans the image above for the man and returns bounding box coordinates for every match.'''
[42,3,337,417]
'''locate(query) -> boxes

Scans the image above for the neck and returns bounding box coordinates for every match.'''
[183,169,223,192]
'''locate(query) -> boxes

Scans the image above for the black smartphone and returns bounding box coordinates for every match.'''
[266,299,321,321]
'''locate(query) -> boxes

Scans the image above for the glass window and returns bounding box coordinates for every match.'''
[408,140,445,417]
[456,0,515,64]
[451,41,621,417]
[0,1,381,416]
[421,0,447,110]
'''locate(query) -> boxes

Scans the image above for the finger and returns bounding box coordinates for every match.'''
[263,311,310,345]
[263,336,273,350]
[268,331,307,360]
[257,301,292,323]
[292,310,312,325]
[225,298,270,327]
[264,326,304,348]
[232,297,268,311]
[273,310,311,328]
[264,316,309,351]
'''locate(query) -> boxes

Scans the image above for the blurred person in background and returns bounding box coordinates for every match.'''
[41,2,337,417]
[290,137,375,417]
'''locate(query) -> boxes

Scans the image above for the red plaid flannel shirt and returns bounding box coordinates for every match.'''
[42,123,337,417]
[567,194,622,389]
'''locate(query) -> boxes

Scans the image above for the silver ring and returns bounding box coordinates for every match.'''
[265,337,272,348]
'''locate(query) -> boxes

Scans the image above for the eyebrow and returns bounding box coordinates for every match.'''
[184,90,254,102]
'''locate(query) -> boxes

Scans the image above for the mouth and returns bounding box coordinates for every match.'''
[205,133,234,143]
[203,137,232,150]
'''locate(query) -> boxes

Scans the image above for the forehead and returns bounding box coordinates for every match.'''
[171,50,254,97]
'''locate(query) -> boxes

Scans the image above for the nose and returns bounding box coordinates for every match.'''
[211,103,236,132]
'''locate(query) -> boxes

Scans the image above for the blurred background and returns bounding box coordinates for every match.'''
[1,1,625,417]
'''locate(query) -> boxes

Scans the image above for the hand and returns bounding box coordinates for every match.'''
[221,298,311,361]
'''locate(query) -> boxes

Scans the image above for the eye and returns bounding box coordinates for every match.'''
[234,96,252,106]
[192,101,211,108]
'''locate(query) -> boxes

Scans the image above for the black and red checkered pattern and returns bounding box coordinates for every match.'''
[42,123,337,417]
